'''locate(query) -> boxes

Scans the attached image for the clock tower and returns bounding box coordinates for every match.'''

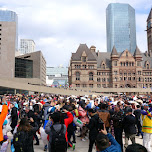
[147,8,152,52]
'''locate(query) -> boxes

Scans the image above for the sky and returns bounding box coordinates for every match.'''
[0,0,151,67]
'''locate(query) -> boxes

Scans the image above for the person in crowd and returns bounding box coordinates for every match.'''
[134,105,143,137]
[141,104,152,152]
[0,99,8,149]
[78,103,89,141]
[45,108,73,152]
[98,103,110,132]
[95,124,121,152]
[123,108,136,148]
[111,106,124,151]
[125,143,147,152]
[9,102,18,134]
[86,108,99,152]
[13,117,39,152]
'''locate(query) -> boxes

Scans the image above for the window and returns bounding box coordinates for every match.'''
[126,52,128,57]
[137,61,141,66]
[120,77,123,81]
[88,65,94,69]
[89,84,93,88]
[97,72,101,75]
[139,77,141,82]
[133,77,136,80]
[97,78,101,82]
[128,77,131,81]
[124,77,127,81]
[82,65,86,69]
[120,62,122,66]
[138,71,141,75]
[114,77,117,82]
[102,78,106,82]
[114,71,117,75]
[126,62,128,66]
[82,57,86,62]
[102,84,106,88]
[147,64,150,69]
[114,61,117,66]
[82,84,87,88]
[89,72,93,80]
[97,84,101,88]
[76,72,80,80]
[129,62,132,66]
[132,62,134,66]
[115,85,117,88]
[76,84,80,87]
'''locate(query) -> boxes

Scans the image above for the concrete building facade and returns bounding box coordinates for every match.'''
[20,39,35,54]
[16,51,46,85]
[0,10,18,78]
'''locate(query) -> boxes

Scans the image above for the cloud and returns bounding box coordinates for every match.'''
[0,0,151,66]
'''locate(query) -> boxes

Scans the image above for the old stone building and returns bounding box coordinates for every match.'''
[68,9,152,89]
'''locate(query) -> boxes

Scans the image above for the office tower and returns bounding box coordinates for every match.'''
[20,39,35,54]
[0,10,18,78]
[106,3,136,53]
[147,8,152,52]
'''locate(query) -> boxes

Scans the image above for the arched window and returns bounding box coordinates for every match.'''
[76,72,80,80]
[89,72,93,80]
[147,64,150,69]
[138,77,141,82]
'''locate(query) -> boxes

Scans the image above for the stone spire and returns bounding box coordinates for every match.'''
[147,8,152,21]
[134,46,142,57]
[111,46,118,56]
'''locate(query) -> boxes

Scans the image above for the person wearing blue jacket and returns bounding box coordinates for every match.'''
[96,124,121,152]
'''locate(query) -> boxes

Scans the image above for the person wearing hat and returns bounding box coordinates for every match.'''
[122,107,136,149]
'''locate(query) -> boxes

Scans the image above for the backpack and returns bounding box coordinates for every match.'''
[13,131,29,152]
[51,124,67,152]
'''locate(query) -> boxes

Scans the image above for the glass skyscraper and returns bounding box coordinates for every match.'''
[0,10,18,51]
[106,3,136,53]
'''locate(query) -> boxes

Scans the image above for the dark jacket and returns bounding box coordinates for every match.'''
[111,111,124,128]
[97,133,121,152]
[11,107,18,129]
[86,113,99,140]
[123,114,136,134]
[14,122,38,152]
[134,109,141,125]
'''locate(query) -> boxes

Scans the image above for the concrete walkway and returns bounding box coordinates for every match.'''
[7,132,146,152]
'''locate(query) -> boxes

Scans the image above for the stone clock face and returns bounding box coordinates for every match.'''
[148,21,151,28]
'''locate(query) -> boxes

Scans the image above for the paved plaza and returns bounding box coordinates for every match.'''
[7,131,146,152]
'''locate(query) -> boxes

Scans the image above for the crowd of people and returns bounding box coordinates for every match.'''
[0,93,151,152]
